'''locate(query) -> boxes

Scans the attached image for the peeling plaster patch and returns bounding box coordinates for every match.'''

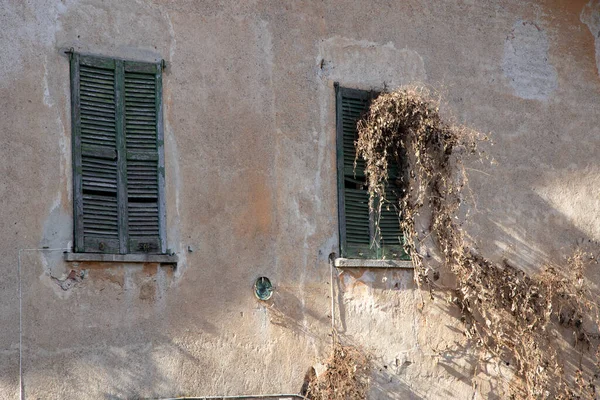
[318,36,426,90]
[389,271,413,291]
[341,270,376,292]
[154,266,169,314]
[40,110,71,280]
[502,21,557,100]
[581,0,600,78]
[53,269,85,291]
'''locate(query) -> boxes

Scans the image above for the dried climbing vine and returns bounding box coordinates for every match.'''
[355,87,600,399]
[303,338,371,400]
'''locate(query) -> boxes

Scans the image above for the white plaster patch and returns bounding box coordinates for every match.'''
[581,0,600,79]
[502,21,558,100]
[42,55,53,108]
[164,9,177,62]
[317,36,426,90]
[166,127,186,278]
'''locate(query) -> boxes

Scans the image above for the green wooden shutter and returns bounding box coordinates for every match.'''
[335,85,409,260]
[123,61,164,254]
[336,86,373,258]
[71,54,121,253]
[71,54,165,254]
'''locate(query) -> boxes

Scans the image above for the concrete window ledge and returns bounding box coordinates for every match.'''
[334,258,413,269]
[64,252,178,264]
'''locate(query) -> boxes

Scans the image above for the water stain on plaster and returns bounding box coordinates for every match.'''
[139,279,157,302]
[318,36,426,90]
[502,20,558,100]
[88,268,125,289]
[581,0,600,79]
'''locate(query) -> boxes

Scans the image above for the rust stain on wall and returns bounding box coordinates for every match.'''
[543,0,599,81]
[86,268,125,288]
[142,263,159,276]
[234,171,273,237]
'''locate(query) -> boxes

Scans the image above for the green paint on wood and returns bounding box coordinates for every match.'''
[70,52,166,255]
[335,85,409,260]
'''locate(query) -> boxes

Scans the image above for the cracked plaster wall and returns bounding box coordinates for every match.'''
[0,0,599,399]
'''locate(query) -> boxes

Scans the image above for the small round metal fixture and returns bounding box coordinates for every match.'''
[254,277,273,301]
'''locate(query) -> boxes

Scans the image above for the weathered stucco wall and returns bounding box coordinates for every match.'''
[0,0,599,398]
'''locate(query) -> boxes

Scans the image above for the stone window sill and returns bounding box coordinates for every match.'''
[64,252,178,264]
[334,258,413,269]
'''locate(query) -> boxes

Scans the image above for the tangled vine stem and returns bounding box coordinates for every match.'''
[304,335,371,400]
[356,86,600,399]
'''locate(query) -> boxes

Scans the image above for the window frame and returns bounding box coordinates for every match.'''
[69,52,167,255]
[335,83,409,261]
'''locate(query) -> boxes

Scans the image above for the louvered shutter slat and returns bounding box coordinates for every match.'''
[338,90,373,258]
[72,53,165,255]
[380,165,410,260]
[337,86,409,260]
[75,59,120,253]
[344,187,370,247]
[124,63,162,254]
[341,98,368,178]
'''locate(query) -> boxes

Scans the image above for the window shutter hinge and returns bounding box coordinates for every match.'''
[65,47,75,60]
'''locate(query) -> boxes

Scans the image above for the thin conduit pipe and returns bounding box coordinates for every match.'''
[329,252,336,337]
[17,247,70,400]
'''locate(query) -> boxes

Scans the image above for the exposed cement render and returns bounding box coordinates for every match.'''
[0,0,599,399]
[503,20,558,100]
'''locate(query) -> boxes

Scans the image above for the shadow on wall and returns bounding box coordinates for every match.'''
[332,167,600,398]
[470,187,600,282]
[16,157,600,399]
[266,286,329,340]
[450,188,600,395]
[18,253,216,399]
[18,251,335,399]
[334,275,515,399]
[24,329,207,400]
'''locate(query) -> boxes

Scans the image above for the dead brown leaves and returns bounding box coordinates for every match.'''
[304,340,370,400]
[355,86,600,399]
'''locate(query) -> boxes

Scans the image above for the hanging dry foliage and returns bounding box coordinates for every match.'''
[355,86,600,399]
